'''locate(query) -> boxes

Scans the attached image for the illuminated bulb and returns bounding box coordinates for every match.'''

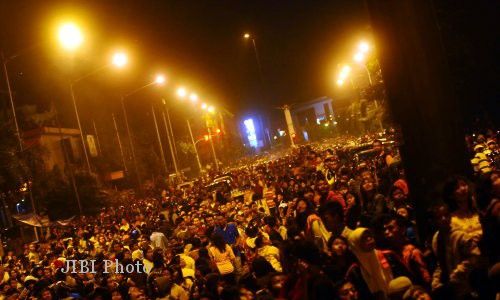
[177,87,187,98]
[112,52,128,68]
[155,75,166,85]
[354,52,365,63]
[341,65,351,75]
[189,93,198,102]
[359,41,370,53]
[208,105,215,113]
[201,103,208,110]
[58,23,83,50]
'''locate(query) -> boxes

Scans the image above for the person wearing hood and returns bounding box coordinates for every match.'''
[348,227,393,300]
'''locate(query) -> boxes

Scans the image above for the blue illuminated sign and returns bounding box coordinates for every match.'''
[244,118,258,148]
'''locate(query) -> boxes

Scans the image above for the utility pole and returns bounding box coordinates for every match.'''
[186,118,203,172]
[1,52,22,151]
[120,96,142,188]
[112,113,128,173]
[55,109,82,216]
[161,109,179,175]
[92,120,102,155]
[151,106,169,175]
[69,83,92,174]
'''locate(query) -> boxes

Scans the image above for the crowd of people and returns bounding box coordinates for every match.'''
[0,132,499,300]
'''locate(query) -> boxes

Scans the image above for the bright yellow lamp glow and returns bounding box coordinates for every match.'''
[337,79,344,86]
[359,41,370,53]
[208,106,215,113]
[177,87,187,98]
[244,33,251,39]
[201,103,208,110]
[155,74,166,85]
[340,65,351,76]
[189,93,198,102]
[354,52,365,63]
[58,23,83,50]
[112,52,128,68]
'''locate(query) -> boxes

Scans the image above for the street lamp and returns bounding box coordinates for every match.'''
[353,52,365,63]
[155,74,166,85]
[176,87,187,98]
[207,105,215,113]
[69,51,128,174]
[358,41,370,53]
[58,22,84,50]
[120,74,166,184]
[340,65,351,77]
[189,93,198,103]
[186,118,203,172]
[112,52,128,68]
[201,103,208,110]
[242,32,264,85]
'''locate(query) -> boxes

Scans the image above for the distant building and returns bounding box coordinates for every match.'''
[23,127,85,172]
[291,96,334,141]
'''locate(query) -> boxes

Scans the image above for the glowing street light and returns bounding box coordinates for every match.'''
[243,33,251,39]
[354,52,365,63]
[201,103,208,110]
[208,105,215,113]
[155,74,166,85]
[358,41,370,53]
[177,87,187,98]
[112,52,128,68]
[189,93,198,102]
[337,79,344,86]
[58,22,84,50]
[340,65,351,77]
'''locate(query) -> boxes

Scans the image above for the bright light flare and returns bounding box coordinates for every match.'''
[177,87,187,98]
[336,79,344,86]
[155,74,166,85]
[340,65,351,76]
[358,41,370,53]
[189,93,198,102]
[208,106,215,113]
[354,52,365,63]
[58,23,83,50]
[244,33,251,39]
[201,103,208,110]
[112,52,128,68]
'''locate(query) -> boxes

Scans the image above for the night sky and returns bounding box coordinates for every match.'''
[0,1,368,117]
[0,0,497,141]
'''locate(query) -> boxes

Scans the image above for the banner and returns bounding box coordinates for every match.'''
[87,135,98,157]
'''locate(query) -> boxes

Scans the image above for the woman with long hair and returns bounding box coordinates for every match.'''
[442,176,482,238]
[207,233,236,277]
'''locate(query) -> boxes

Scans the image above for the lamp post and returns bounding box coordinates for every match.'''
[70,52,127,174]
[186,118,203,172]
[112,113,128,174]
[353,41,383,131]
[203,109,219,172]
[161,107,179,175]
[1,52,23,151]
[243,33,264,85]
[151,105,169,175]
[120,74,166,186]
